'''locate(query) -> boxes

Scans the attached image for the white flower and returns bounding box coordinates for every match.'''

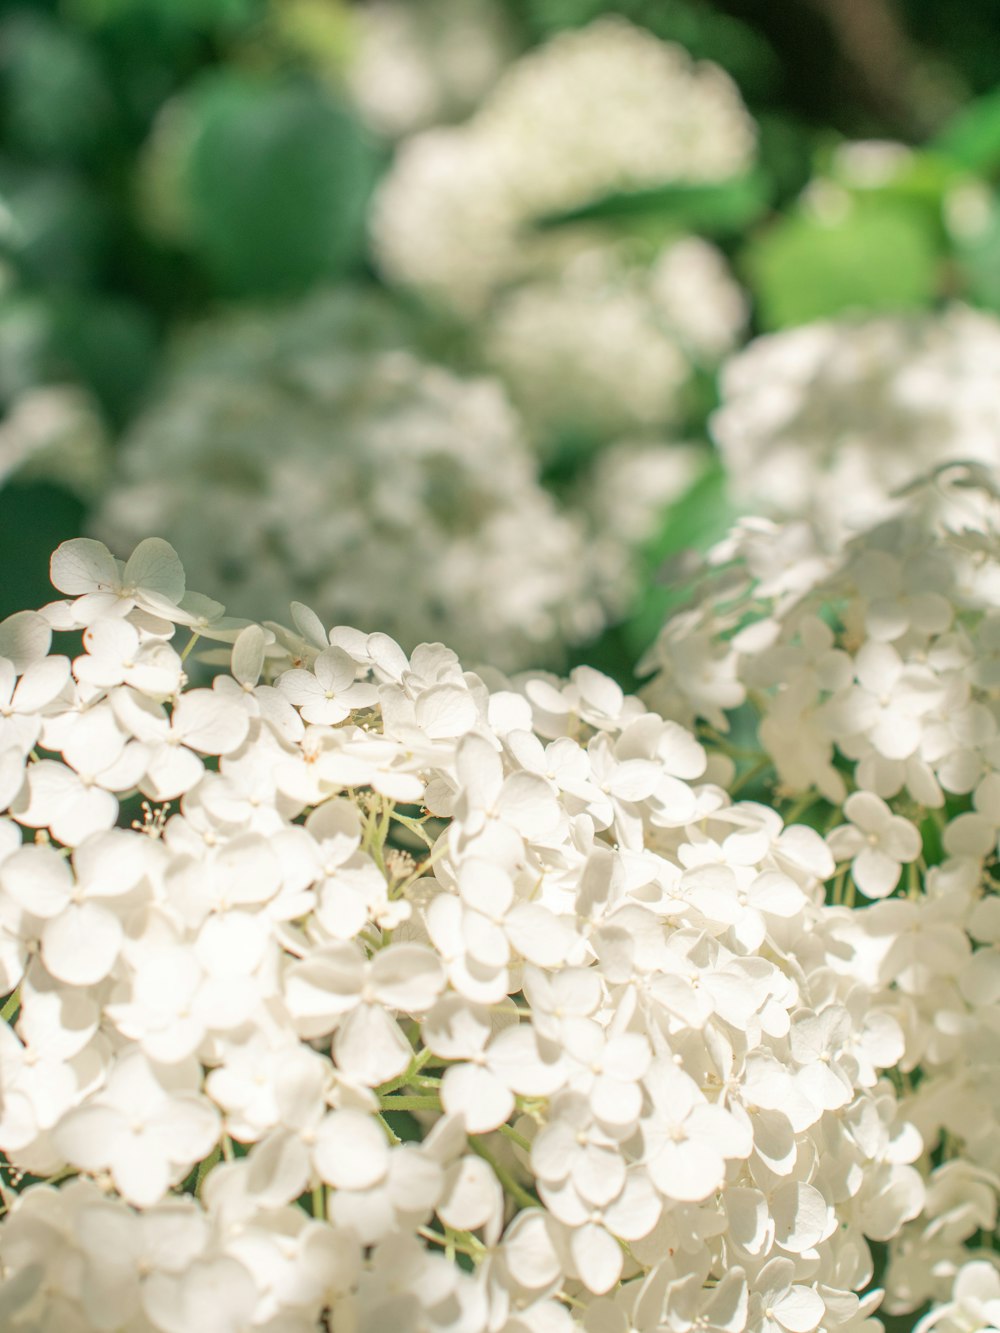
[54,1051,220,1207]
[828,792,922,898]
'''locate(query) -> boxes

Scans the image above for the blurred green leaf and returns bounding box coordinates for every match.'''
[538,170,771,237]
[952,202,1000,311]
[622,458,734,660]
[0,166,109,289]
[744,202,940,329]
[932,89,1000,176]
[0,482,85,620]
[177,74,378,297]
[0,13,112,165]
[49,295,158,425]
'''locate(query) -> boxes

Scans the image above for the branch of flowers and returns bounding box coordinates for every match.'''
[467,1137,538,1212]
[0,988,20,1023]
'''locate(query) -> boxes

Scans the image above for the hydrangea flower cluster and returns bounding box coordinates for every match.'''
[483,235,748,441]
[90,291,605,671]
[345,0,514,138]
[711,306,1000,540]
[0,534,923,1331]
[641,463,1000,1322]
[372,17,756,316]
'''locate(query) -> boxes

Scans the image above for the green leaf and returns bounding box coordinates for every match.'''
[0,483,85,621]
[537,170,771,237]
[743,202,940,330]
[0,13,111,165]
[622,458,734,659]
[178,74,377,297]
[50,295,158,426]
[933,89,1000,176]
[952,200,1000,312]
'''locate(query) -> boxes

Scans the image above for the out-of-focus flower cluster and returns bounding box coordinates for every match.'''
[346,0,515,139]
[372,17,750,444]
[90,291,606,671]
[373,16,755,315]
[712,305,1000,540]
[0,534,922,1332]
[641,463,1000,1322]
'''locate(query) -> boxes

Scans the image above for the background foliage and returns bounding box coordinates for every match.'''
[3,0,1000,662]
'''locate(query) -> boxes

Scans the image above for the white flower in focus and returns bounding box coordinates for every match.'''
[828,792,922,899]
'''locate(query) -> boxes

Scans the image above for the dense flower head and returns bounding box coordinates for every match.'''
[89,290,606,671]
[372,17,756,315]
[345,0,514,138]
[0,534,923,1331]
[641,463,1000,1319]
[483,235,748,441]
[712,306,1000,540]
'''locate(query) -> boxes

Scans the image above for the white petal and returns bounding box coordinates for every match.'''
[441,1063,514,1133]
[43,901,123,985]
[647,1138,724,1202]
[0,843,73,917]
[853,847,901,899]
[0,610,51,672]
[172,691,248,755]
[501,1210,563,1291]
[371,943,445,1012]
[570,1223,622,1295]
[775,1285,825,1333]
[50,538,119,595]
[231,625,268,688]
[246,1129,311,1206]
[123,538,185,603]
[334,1003,412,1086]
[313,1108,390,1190]
[438,1155,502,1232]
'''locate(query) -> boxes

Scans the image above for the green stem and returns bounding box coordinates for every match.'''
[390,810,436,850]
[312,1181,326,1219]
[180,632,201,663]
[783,790,821,825]
[418,1225,484,1260]
[730,756,771,796]
[195,1147,221,1193]
[0,988,20,1024]
[377,1047,435,1095]
[376,1113,401,1145]
[467,1137,538,1212]
[378,1094,441,1112]
[498,1123,532,1153]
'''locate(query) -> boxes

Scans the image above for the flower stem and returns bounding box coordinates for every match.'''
[467,1136,537,1212]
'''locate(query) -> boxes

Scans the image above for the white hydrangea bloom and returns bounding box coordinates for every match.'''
[373,17,756,314]
[484,235,747,439]
[712,306,1000,540]
[89,291,604,670]
[0,384,109,500]
[0,532,922,1332]
[346,0,514,138]
[641,464,1000,1325]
